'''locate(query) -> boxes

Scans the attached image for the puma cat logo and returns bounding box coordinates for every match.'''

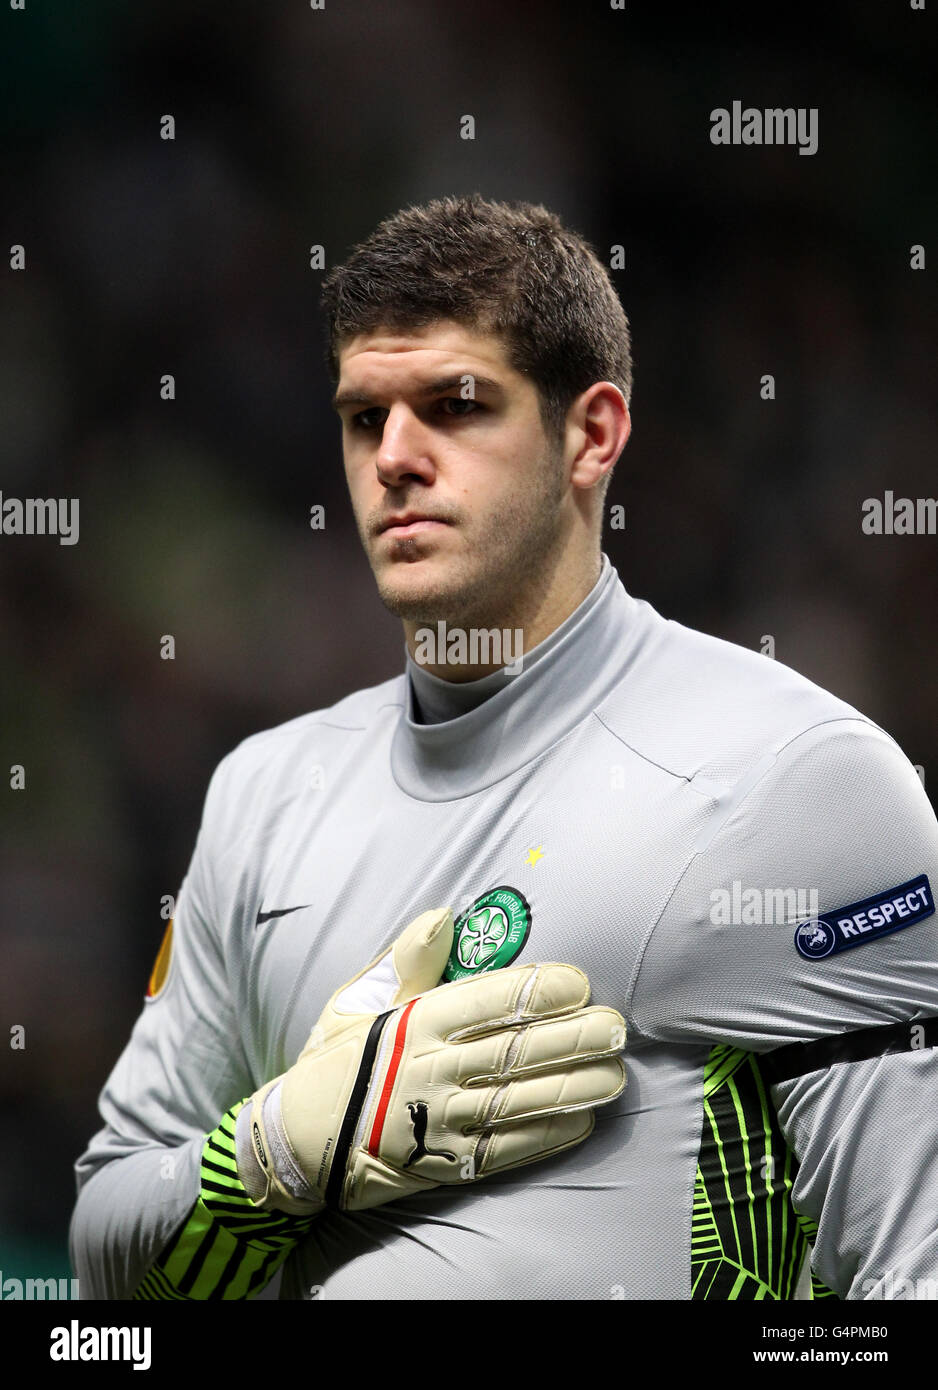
[403,1101,457,1167]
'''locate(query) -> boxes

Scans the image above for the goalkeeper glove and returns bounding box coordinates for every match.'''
[236,906,625,1214]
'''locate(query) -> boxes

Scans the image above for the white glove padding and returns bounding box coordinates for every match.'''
[237,906,626,1214]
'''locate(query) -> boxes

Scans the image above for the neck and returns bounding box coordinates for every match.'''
[403,547,603,682]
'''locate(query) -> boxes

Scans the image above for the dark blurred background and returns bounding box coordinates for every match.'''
[1,1,935,1283]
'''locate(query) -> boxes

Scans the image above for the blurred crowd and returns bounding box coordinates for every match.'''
[0,1,934,1280]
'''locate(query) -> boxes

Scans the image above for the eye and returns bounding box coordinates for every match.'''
[350,408,385,430]
[348,398,482,430]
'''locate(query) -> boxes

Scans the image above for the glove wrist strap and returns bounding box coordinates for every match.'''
[237,1082,324,1216]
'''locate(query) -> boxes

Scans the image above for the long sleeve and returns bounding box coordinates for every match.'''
[69,752,309,1299]
[631,718,938,1298]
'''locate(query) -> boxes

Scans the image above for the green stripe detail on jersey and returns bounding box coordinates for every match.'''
[691,1045,836,1301]
[794,1211,839,1300]
[132,1100,316,1301]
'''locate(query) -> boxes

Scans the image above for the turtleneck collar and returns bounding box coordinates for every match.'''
[391,555,642,801]
[407,554,612,726]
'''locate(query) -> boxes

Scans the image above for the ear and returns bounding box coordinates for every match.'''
[567,382,631,491]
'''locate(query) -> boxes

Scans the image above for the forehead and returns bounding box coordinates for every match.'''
[335,320,525,391]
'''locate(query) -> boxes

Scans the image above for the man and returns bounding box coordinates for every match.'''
[71,194,938,1300]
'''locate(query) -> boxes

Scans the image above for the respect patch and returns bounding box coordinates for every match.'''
[794,875,934,960]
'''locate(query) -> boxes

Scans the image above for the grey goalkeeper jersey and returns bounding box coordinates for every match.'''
[71,558,938,1300]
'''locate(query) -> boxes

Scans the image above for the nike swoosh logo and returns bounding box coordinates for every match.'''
[255,905,311,926]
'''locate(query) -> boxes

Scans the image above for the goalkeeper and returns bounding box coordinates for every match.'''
[71,195,938,1300]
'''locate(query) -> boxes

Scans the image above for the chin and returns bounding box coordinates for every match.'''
[377,578,448,622]
[375,559,472,624]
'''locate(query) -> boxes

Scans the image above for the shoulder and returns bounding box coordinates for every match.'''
[201,673,406,834]
[609,603,938,1045]
[222,673,405,767]
[598,600,879,789]
[625,672,938,1044]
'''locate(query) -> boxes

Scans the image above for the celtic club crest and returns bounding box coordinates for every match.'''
[457,905,509,969]
[444,886,531,982]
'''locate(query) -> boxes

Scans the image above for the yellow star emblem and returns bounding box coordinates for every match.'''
[524,846,545,867]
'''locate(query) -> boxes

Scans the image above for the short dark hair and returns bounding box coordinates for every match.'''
[320,193,632,449]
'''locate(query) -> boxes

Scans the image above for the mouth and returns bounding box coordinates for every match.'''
[378,516,450,539]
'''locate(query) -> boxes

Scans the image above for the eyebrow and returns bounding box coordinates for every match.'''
[331,372,506,413]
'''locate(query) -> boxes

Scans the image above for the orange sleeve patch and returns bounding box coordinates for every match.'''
[147,919,174,998]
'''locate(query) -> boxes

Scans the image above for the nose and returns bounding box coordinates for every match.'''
[374,404,436,488]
